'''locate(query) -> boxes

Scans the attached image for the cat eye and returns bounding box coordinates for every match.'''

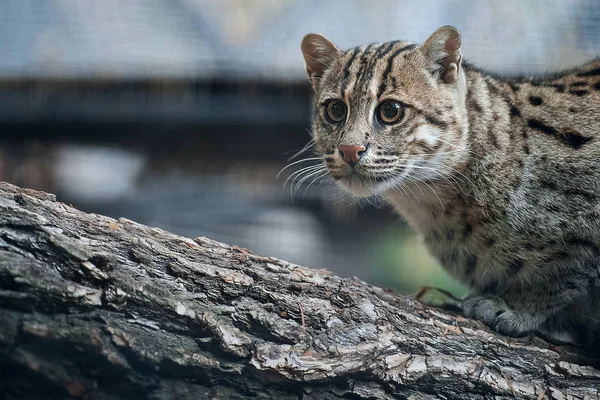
[378,100,404,124]
[325,100,347,123]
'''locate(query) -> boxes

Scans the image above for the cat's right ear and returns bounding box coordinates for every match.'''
[301,34,342,91]
[419,26,462,84]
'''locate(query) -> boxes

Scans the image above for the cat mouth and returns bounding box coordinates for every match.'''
[336,168,396,183]
[334,169,399,197]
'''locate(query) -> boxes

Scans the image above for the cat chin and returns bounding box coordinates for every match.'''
[338,181,374,198]
[338,177,396,198]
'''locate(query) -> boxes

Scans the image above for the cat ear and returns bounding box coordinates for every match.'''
[420,26,462,84]
[301,33,342,91]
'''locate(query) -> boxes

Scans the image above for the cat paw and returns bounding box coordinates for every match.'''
[461,294,537,337]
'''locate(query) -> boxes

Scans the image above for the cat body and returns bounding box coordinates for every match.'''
[300,26,600,348]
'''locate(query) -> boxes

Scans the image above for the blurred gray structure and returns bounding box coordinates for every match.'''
[1,0,599,80]
[0,1,598,289]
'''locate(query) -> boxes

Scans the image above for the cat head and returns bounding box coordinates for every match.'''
[300,26,469,198]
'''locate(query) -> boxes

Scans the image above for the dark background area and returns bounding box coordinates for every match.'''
[1,0,599,294]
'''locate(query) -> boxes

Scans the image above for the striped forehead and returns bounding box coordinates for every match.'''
[336,40,415,102]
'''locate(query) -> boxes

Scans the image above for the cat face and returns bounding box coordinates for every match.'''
[301,27,469,197]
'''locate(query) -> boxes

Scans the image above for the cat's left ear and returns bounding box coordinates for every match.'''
[420,26,462,84]
[301,33,342,91]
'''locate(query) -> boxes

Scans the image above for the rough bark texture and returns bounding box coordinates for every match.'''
[0,182,599,400]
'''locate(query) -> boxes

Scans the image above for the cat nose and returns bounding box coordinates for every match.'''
[338,144,367,164]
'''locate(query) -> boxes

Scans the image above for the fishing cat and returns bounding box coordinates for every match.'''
[300,26,600,349]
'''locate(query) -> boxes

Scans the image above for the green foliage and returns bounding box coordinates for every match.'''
[370,226,468,298]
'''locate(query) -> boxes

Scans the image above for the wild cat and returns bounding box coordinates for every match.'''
[298,26,600,349]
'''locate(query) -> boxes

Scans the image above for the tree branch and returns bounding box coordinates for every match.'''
[0,182,598,399]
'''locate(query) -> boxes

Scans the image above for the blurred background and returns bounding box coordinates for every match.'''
[1,0,598,295]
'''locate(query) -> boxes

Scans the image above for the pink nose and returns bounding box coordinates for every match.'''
[338,144,367,164]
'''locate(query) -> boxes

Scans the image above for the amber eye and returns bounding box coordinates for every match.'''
[326,100,347,123]
[378,100,404,124]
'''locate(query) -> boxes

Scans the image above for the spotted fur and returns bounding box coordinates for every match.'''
[300,26,600,349]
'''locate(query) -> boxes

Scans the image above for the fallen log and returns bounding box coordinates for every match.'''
[0,182,598,399]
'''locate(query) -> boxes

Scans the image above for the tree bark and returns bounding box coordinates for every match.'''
[0,182,598,400]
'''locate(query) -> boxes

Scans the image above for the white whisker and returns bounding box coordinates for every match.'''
[284,167,323,192]
[285,138,315,162]
[277,157,322,179]
[293,168,326,196]
[406,164,464,194]
[301,171,329,199]
[387,174,417,206]
[415,177,446,211]
[283,164,322,186]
